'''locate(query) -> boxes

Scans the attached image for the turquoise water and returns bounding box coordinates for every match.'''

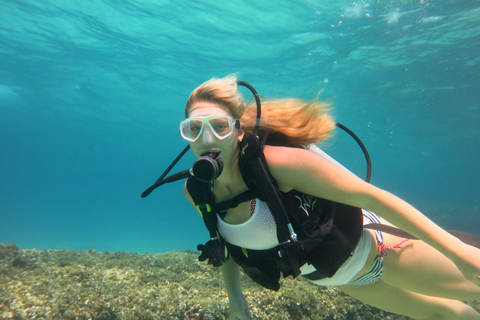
[1,0,479,253]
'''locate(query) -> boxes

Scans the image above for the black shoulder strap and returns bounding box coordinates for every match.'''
[238,131,295,244]
[187,177,229,267]
[186,177,217,239]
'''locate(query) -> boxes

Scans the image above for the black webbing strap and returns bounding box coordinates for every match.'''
[364,223,417,239]
[365,223,480,249]
[215,189,257,212]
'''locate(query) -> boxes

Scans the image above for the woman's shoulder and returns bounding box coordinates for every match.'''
[263,145,314,167]
[263,146,317,192]
[264,145,378,207]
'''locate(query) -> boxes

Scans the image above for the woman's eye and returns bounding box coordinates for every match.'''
[210,120,229,133]
[190,121,202,131]
[216,124,228,130]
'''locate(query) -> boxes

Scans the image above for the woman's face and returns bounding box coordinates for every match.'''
[187,101,243,163]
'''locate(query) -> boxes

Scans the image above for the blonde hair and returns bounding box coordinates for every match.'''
[242,97,336,146]
[185,74,336,146]
[185,75,245,119]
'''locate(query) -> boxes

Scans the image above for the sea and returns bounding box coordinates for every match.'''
[1,0,479,254]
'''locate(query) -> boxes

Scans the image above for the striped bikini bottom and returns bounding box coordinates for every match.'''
[347,210,385,286]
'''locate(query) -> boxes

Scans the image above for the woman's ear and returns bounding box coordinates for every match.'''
[238,129,245,141]
[237,122,245,141]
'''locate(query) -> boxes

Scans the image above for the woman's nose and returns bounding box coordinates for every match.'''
[202,126,214,145]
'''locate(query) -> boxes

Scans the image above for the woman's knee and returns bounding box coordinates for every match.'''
[421,302,480,320]
[341,281,480,320]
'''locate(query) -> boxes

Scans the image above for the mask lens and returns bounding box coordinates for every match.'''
[208,117,233,138]
[187,119,203,140]
[180,119,204,141]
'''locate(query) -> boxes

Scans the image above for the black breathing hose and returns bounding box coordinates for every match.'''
[141,145,190,198]
[335,122,372,183]
[237,81,261,135]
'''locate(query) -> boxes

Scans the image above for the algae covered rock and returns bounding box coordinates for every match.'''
[1,243,477,319]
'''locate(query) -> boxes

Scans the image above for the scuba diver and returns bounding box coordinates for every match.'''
[142,75,480,320]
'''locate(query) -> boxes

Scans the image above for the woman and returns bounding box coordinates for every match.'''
[181,75,480,320]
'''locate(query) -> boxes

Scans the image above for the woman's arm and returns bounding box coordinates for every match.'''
[265,146,480,286]
[221,259,252,320]
[183,183,253,318]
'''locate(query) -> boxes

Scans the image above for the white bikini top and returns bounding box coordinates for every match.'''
[217,198,279,250]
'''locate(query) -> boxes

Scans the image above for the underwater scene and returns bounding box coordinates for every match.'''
[1,0,479,319]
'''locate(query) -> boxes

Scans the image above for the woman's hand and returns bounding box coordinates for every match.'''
[221,259,253,319]
[228,293,253,320]
[454,243,480,287]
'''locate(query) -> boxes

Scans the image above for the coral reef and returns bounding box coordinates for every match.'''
[1,243,478,320]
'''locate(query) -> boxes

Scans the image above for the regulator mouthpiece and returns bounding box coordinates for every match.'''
[192,152,224,182]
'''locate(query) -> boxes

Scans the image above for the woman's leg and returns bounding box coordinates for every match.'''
[339,230,480,319]
[380,232,480,300]
[341,280,480,320]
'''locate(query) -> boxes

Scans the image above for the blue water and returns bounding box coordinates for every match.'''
[1,0,479,253]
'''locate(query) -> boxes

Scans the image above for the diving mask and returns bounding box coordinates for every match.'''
[180,115,240,142]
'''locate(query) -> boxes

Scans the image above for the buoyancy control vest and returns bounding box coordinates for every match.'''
[188,130,364,291]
